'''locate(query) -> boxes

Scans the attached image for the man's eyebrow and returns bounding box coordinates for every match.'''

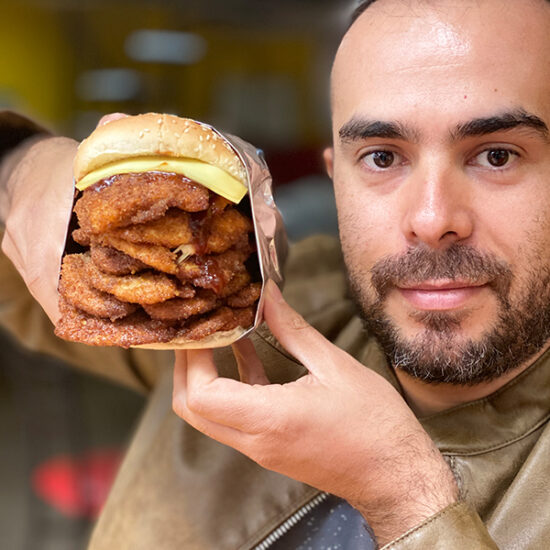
[339,118,418,143]
[451,109,549,141]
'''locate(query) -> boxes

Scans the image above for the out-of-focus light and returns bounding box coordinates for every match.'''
[75,68,143,102]
[125,30,207,65]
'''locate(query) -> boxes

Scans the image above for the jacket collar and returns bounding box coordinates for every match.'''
[360,332,550,456]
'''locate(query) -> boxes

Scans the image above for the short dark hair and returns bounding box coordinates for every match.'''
[351,0,379,24]
[351,0,550,25]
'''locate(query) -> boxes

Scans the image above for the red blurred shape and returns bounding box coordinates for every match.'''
[31,449,123,519]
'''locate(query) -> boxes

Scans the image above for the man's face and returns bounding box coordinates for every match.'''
[327,0,550,383]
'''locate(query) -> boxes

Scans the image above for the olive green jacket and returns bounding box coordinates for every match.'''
[1,111,549,549]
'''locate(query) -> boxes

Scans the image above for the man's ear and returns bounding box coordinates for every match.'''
[323,147,334,178]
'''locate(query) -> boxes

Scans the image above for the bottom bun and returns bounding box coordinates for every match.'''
[132,325,248,350]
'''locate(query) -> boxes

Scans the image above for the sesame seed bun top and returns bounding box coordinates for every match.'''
[74,113,247,185]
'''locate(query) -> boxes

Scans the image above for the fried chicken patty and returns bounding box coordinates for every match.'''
[177,306,255,341]
[109,208,193,248]
[82,252,185,304]
[74,172,210,234]
[59,254,138,320]
[59,172,260,347]
[226,282,262,308]
[77,207,252,256]
[99,234,178,275]
[176,244,252,293]
[55,298,177,347]
[142,291,219,322]
[216,271,251,298]
[91,244,148,275]
[207,209,253,254]
[72,227,91,247]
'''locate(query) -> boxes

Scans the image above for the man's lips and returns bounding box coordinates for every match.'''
[396,280,488,310]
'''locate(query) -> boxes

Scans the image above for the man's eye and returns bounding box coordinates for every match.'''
[474,148,518,169]
[361,150,402,170]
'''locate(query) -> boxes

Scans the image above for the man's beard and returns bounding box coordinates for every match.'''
[348,244,550,385]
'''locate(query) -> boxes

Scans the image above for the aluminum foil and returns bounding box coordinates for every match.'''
[219,130,288,337]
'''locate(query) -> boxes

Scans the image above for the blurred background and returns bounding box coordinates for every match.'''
[0,0,352,547]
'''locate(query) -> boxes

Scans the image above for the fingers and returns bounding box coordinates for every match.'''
[179,348,238,420]
[172,350,247,443]
[174,349,261,429]
[185,348,219,388]
[173,349,188,396]
[263,280,337,377]
[97,113,129,127]
[173,348,285,439]
[233,338,270,385]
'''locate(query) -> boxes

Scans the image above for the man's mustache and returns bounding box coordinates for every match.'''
[370,244,513,299]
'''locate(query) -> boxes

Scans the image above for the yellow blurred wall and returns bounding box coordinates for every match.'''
[0,2,75,129]
[0,2,332,145]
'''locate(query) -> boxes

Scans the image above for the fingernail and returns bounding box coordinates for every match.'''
[98,113,128,126]
[265,279,283,303]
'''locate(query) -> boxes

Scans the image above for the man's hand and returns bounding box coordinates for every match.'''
[0,113,128,324]
[172,281,459,544]
[1,135,77,324]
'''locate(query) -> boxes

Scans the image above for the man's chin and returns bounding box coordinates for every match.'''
[358,304,531,385]
[407,308,470,334]
[399,330,475,367]
[389,303,498,357]
[382,323,490,385]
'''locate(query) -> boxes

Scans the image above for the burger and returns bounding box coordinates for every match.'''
[55,113,261,348]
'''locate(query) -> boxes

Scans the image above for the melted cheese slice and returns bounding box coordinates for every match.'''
[76,157,248,204]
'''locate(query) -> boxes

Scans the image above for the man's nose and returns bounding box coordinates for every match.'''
[400,162,474,249]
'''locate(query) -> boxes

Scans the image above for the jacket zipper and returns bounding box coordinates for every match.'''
[252,491,329,550]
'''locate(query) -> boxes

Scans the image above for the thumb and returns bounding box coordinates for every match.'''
[263,280,337,376]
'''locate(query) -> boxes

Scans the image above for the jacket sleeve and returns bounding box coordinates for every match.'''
[382,502,499,549]
[0,110,171,392]
[0,111,50,161]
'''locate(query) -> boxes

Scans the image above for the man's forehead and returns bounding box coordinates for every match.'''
[338,0,550,69]
[331,0,550,123]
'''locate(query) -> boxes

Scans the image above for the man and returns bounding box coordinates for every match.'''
[1,0,550,548]
[171,0,550,546]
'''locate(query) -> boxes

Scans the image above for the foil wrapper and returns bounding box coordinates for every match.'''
[220,130,288,338]
[54,117,287,348]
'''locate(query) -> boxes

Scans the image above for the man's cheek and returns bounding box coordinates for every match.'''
[339,212,380,255]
